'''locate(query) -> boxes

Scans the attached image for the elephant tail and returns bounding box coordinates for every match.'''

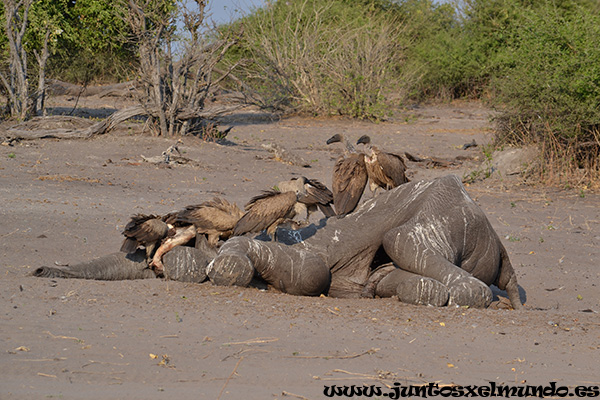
[495,245,523,310]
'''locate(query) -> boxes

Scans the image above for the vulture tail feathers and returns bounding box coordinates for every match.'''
[120,238,139,254]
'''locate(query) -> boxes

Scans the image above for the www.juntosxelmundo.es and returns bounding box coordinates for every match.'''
[323,382,600,398]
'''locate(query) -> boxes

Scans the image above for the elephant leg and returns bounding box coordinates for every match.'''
[375,268,449,307]
[361,264,397,298]
[382,225,493,308]
[208,237,330,296]
[206,237,256,287]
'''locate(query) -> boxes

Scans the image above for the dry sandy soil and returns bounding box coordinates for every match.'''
[1,94,599,399]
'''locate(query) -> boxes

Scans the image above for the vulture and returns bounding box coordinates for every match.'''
[233,190,299,240]
[148,198,243,274]
[356,134,409,196]
[120,214,172,262]
[326,133,368,217]
[175,198,244,247]
[276,176,335,222]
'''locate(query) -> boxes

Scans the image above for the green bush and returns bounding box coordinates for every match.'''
[490,2,600,185]
[406,0,526,99]
[0,1,140,85]
[406,0,600,186]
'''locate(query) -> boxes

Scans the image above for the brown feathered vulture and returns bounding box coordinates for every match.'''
[120,214,172,262]
[148,197,244,274]
[233,190,299,240]
[175,197,244,247]
[356,135,409,196]
[276,176,335,221]
[326,133,368,217]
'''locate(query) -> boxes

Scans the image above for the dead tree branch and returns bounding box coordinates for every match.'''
[125,0,244,137]
[5,106,146,140]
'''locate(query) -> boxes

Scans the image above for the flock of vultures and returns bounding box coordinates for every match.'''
[120,134,410,276]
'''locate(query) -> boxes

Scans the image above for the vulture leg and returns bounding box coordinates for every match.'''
[206,233,220,248]
[145,242,158,262]
[150,225,197,275]
[371,185,380,198]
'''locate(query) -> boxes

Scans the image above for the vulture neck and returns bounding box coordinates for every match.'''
[343,138,357,156]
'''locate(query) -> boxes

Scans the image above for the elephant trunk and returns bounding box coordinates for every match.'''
[32,247,211,283]
[32,250,154,280]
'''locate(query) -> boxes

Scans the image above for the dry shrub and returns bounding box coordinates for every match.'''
[496,113,600,189]
[228,0,409,120]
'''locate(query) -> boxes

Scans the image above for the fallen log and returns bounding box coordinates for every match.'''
[6,106,146,140]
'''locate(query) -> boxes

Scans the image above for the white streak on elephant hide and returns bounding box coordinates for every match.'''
[409,216,454,266]
[416,278,437,306]
[288,229,304,244]
[355,200,377,221]
[206,259,215,275]
[455,175,475,204]
[461,207,470,252]
[332,229,341,242]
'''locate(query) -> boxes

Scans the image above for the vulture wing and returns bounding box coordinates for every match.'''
[331,154,367,217]
[234,191,297,235]
[303,178,333,204]
[377,151,409,187]
[299,178,335,218]
[177,198,243,232]
[120,214,169,253]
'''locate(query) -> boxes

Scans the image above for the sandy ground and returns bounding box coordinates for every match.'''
[1,95,599,399]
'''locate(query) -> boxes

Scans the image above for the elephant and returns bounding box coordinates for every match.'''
[32,175,522,309]
[207,175,522,309]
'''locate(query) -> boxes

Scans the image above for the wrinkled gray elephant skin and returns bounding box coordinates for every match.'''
[32,246,211,283]
[209,175,522,309]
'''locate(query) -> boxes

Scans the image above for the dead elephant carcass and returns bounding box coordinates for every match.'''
[32,175,522,309]
[208,175,522,309]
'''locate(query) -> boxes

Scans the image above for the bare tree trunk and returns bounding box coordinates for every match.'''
[6,105,147,139]
[1,0,34,120]
[33,27,51,116]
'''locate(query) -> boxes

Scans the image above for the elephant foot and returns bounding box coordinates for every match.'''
[447,277,493,308]
[396,277,449,307]
[206,252,255,287]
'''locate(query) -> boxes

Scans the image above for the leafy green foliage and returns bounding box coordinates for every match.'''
[0,0,141,84]
[406,0,600,186]
[487,2,600,185]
